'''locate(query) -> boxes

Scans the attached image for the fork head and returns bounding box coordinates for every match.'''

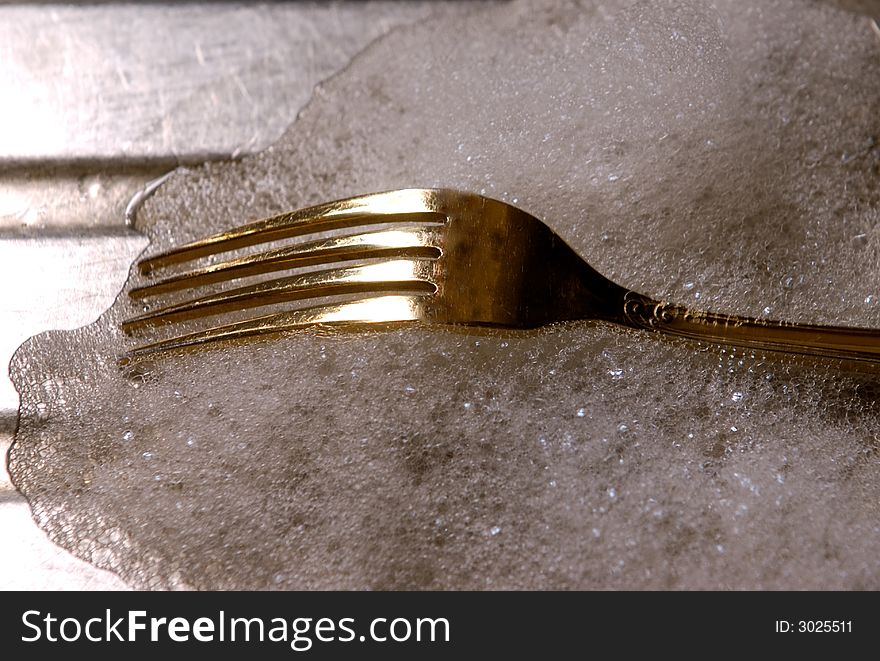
[122,188,629,359]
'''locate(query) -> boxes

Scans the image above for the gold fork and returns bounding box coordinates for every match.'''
[121,188,880,363]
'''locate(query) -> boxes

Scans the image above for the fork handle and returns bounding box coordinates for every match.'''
[620,292,880,364]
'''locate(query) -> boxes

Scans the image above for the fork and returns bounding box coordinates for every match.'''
[121,188,880,363]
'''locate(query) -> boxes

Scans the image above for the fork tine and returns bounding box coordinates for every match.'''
[121,260,436,332]
[130,227,442,299]
[138,190,446,274]
[121,294,424,361]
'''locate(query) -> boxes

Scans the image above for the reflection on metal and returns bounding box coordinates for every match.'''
[0,3,461,161]
[0,232,148,414]
[125,189,880,364]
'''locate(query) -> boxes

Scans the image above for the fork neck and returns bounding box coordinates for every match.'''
[542,241,633,326]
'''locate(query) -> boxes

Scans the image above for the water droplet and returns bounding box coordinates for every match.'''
[683,282,695,290]
[731,392,743,402]
[142,451,153,460]
[608,368,624,379]
[404,385,416,394]
[489,525,502,536]
[463,402,472,410]
[865,295,875,305]
[592,528,601,538]
[762,306,772,315]
[617,423,629,433]
[122,430,134,442]
[730,426,738,432]
[576,407,586,417]
[607,174,619,182]
[607,488,617,500]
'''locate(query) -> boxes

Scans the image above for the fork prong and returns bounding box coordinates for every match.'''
[122,294,424,361]
[137,189,445,274]
[121,260,436,332]
[130,228,442,300]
